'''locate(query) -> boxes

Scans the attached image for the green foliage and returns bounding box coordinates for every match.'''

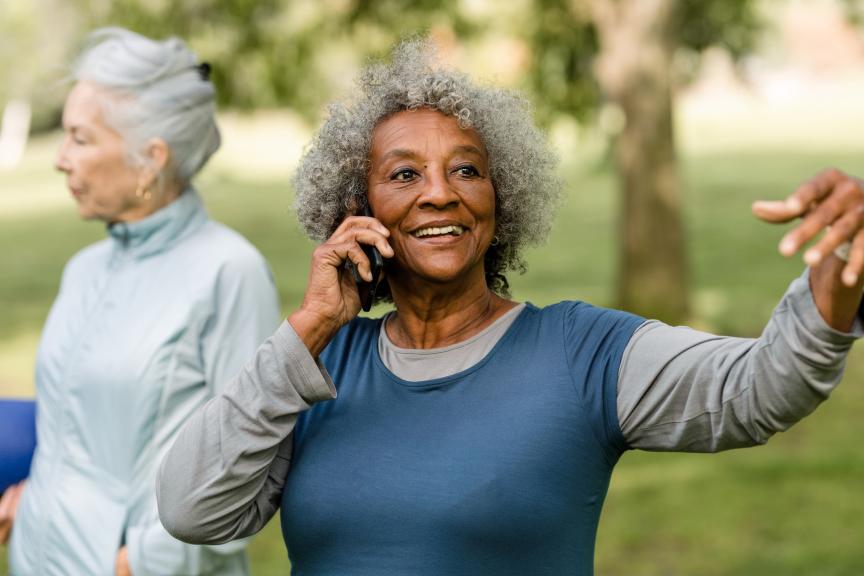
[839,0,864,24]
[526,0,598,124]
[674,0,762,58]
[1,0,764,130]
[69,0,470,119]
[525,0,762,123]
[0,0,76,130]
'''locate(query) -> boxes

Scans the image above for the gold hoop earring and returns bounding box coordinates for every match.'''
[135,183,153,201]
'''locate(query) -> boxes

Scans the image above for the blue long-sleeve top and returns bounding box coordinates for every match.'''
[156,269,858,575]
[9,190,281,576]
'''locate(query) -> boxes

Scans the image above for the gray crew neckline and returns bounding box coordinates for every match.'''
[377,303,527,382]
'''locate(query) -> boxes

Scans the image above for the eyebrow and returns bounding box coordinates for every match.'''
[380,148,416,162]
[379,144,486,163]
[452,145,485,157]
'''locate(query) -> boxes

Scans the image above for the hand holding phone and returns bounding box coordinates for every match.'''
[348,205,384,312]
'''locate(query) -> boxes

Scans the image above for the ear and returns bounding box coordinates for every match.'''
[346,195,362,216]
[137,138,171,188]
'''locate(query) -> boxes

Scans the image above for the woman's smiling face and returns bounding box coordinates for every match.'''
[366,108,496,289]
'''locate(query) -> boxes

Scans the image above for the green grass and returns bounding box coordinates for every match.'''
[2,142,864,575]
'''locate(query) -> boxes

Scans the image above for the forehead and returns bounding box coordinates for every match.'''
[370,109,486,157]
[63,81,110,128]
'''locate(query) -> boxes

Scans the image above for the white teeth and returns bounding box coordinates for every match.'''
[414,225,465,238]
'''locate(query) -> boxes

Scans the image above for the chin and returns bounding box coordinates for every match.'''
[412,264,482,287]
[74,204,99,221]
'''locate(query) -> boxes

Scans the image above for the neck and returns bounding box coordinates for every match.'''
[387,270,516,349]
[113,181,185,224]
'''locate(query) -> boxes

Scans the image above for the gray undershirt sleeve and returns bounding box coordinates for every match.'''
[617,270,861,452]
[156,321,336,544]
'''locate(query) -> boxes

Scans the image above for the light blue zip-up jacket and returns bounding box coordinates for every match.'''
[9,190,281,575]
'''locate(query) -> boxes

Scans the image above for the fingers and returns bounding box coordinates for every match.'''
[781,181,857,258]
[330,217,393,257]
[315,239,387,283]
[334,227,394,259]
[752,198,807,224]
[753,168,848,224]
[344,242,378,282]
[842,231,864,286]
[0,482,24,545]
[0,493,10,544]
[761,171,864,259]
[322,217,393,282]
[332,215,390,241]
[802,203,864,266]
[115,546,131,576]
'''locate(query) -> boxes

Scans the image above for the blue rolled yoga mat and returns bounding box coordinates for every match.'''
[0,398,36,493]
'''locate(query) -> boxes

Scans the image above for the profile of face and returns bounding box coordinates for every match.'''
[54,82,148,223]
[366,109,496,287]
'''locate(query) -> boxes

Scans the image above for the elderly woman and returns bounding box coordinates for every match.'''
[2,28,280,575]
[157,39,863,574]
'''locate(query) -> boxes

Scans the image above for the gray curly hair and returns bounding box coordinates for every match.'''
[293,37,562,300]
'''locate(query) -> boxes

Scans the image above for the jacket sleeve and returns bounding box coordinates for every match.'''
[617,269,861,452]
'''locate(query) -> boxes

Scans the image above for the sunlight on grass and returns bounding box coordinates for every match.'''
[0,331,38,397]
[679,75,864,154]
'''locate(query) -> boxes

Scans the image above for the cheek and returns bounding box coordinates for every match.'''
[369,191,412,230]
[467,185,497,223]
[84,151,135,194]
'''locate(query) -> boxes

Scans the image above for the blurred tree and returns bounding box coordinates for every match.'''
[71,0,470,119]
[0,0,80,133]
[528,0,760,323]
[840,0,864,24]
[24,0,764,322]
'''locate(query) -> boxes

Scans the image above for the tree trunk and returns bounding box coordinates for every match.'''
[0,100,31,170]
[589,0,688,323]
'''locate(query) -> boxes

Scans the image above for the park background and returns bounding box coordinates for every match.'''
[2,0,864,574]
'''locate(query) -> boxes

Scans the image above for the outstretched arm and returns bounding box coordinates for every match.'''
[618,271,859,452]
[618,169,863,452]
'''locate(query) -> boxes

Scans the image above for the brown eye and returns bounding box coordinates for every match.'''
[454,165,480,177]
[391,168,418,182]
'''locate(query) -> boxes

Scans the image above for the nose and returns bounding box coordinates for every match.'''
[418,167,459,210]
[54,136,71,173]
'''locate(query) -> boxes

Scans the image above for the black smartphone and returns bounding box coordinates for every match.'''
[350,205,384,312]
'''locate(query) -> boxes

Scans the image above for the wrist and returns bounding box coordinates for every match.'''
[288,307,343,358]
[809,259,864,332]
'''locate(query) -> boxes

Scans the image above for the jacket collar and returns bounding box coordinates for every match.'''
[107,189,207,259]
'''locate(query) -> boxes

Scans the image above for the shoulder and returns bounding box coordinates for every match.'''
[66,238,111,268]
[519,301,646,366]
[155,220,278,312]
[320,316,382,367]
[325,316,381,350]
[183,221,271,272]
[168,221,276,297]
[529,300,645,335]
[61,239,111,281]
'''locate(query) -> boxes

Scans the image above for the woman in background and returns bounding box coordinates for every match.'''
[1,28,280,575]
